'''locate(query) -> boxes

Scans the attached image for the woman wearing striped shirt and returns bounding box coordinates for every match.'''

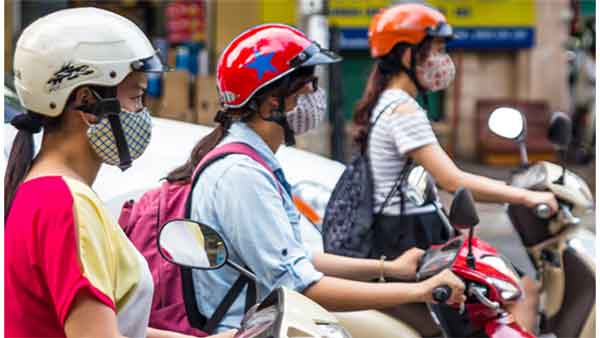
[353,4,558,332]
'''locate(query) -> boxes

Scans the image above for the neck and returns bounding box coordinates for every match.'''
[387,72,418,98]
[246,119,283,153]
[29,133,102,186]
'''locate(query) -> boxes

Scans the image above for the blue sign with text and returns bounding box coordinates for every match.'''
[339,27,535,50]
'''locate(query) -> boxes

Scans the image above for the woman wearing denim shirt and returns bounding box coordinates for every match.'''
[166,24,466,332]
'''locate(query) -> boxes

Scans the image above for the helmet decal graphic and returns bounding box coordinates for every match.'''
[245,49,277,80]
[46,63,96,92]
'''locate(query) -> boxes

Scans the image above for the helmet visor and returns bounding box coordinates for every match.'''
[426,22,454,40]
[289,42,342,68]
[131,53,172,73]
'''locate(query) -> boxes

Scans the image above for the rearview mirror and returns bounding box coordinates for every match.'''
[158,219,228,270]
[547,112,572,149]
[488,107,525,140]
[449,188,480,230]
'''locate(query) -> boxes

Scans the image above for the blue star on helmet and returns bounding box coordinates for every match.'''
[246,49,277,80]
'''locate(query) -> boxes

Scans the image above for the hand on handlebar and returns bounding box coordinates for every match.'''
[523,191,558,215]
[420,269,466,305]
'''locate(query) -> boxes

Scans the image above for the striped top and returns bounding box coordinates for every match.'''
[369,89,438,215]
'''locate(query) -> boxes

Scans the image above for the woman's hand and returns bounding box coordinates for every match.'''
[418,269,466,305]
[522,190,559,214]
[386,248,425,280]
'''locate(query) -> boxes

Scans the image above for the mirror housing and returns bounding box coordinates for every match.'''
[158,219,228,270]
[488,107,526,141]
[449,187,480,230]
[547,112,572,150]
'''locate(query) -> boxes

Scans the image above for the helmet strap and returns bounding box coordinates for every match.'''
[263,95,296,146]
[78,87,133,171]
[399,44,430,111]
[399,45,426,94]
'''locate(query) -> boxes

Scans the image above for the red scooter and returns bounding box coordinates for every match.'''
[418,187,535,338]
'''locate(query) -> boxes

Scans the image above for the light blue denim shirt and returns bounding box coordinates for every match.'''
[189,122,324,332]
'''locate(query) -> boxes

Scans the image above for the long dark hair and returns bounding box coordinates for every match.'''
[166,66,315,183]
[352,40,432,148]
[5,112,62,219]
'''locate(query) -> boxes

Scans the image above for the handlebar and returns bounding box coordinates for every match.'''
[534,204,552,219]
[535,202,581,225]
[432,285,451,303]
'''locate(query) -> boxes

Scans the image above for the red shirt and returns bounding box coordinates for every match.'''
[5,176,152,338]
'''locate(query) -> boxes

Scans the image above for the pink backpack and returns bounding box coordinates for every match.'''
[119,142,275,336]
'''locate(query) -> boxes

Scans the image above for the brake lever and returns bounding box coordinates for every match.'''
[468,285,500,312]
[558,204,580,225]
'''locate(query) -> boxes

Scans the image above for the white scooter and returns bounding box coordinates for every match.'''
[487,108,596,338]
[157,219,352,338]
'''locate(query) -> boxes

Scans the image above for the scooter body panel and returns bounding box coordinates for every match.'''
[541,230,595,338]
[335,310,422,338]
[484,316,535,338]
[275,287,339,337]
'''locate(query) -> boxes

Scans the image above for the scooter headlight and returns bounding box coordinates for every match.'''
[486,277,522,302]
[315,323,352,338]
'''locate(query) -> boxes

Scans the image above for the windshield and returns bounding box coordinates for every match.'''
[417,237,464,280]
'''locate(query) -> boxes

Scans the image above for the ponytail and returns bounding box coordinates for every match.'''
[353,63,394,149]
[166,123,228,183]
[4,112,61,220]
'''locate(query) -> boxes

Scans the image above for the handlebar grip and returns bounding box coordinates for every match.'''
[534,204,552,219]
[432,285,451,303]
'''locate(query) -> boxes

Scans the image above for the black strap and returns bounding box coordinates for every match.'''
[180,150,260,333]
[180,267,208,329]
[362,98,404,154]
[203,275,250,333]
[367,97,414,216]
[245,279,257,312]
[107,113,132,171]
[376,158,414,216]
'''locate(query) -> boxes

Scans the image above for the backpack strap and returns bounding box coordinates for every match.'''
[202,274,251,333]
[367,97,414,216]
[180,142,275,333]
[189,142,281,207]
[363,97,407,154]
[376,157,414,216]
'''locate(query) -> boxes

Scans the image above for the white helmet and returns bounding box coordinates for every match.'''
[14,7,168,117]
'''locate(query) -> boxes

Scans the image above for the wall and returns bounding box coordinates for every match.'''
[447,0,570,160]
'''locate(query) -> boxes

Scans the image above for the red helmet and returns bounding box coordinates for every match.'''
[217,24,340,108]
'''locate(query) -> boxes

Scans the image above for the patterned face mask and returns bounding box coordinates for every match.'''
[87,108,152,166]
[416,53,456,92]
[285,87,326,135]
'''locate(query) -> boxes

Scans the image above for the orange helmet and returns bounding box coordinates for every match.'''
[369,4,453,57]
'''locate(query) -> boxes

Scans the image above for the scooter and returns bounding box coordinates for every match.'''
[333,175,537,338]
[157,219,352,338]
[487,108,596,338]
[417,187,535,338]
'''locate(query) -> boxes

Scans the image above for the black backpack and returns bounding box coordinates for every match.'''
[322,99,411,258]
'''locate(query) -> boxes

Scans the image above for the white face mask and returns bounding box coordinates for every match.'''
[285,87,326,135]
[416,53,456,91]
